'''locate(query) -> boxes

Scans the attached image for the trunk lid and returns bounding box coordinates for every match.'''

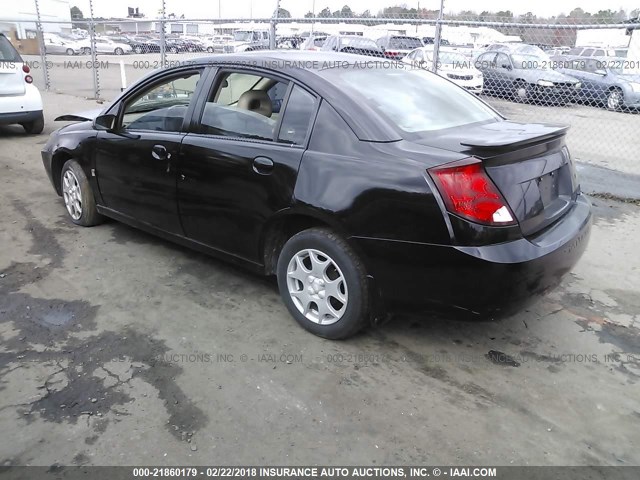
[418,120,579,236]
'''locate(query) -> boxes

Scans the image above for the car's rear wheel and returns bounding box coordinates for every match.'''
[22,113,44,134]
[277,228,370,339]
[170,47,178,54]
[114,47,124,55]
[134,46,143,54]
[207,46,214,53]
[61,160,103,227]
[65,48,75,56]
[607,88,623,111]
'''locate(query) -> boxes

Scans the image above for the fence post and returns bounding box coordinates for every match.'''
[88,0,100,99]
[432,0,445,73]
[270,0,280,49]
[33,0,50,91]
[160,0,166,67]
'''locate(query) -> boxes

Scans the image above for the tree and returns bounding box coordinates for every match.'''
[318,7,332,18]
[70,6,83,19]
[340,5,354,18]
[274,7,291,18]
[304,11,314,18]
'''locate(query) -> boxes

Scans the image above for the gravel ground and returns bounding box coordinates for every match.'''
[0,92,638,467]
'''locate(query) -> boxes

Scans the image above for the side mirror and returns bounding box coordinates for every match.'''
[93,114,117,131]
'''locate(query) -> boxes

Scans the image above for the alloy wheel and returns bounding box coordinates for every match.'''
[62,170,82,220]
[607,90,622,110]
[286,249,348,325]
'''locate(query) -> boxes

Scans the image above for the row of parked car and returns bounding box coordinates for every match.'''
[43,32,237,56]
[297,33,639,112]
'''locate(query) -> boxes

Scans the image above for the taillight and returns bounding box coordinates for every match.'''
[428,158,516,226]
[25,75,33,84]
[384,50,401,59]
[22,64,30,73]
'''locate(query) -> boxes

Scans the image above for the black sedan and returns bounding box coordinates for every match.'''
[41,51,591,339]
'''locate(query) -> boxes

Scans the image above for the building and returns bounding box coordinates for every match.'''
[0,0,72,54]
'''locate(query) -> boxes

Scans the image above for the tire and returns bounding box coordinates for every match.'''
[114,47,124,55]
[207,47,214,53]
[82,47,91,55]
[607,88,623,111]
[134,46,143,54]
[276,228,370,339]
[170,47,178,54]
[60,160,103,227]
[512,80,530,103]
[65,48,75,56]
[22,113,44,134]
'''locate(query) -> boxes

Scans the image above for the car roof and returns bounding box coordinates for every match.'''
[186,50,381,70]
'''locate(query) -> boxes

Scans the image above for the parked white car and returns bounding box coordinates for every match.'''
[43,35,83,55]
[93,38,132,55]
[404,47,484,94]
[202,35,233,53]
[0,34,44,133]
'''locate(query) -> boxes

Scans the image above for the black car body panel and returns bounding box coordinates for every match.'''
[41,51,591,319]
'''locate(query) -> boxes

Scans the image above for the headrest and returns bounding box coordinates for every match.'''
[237,90,273,117]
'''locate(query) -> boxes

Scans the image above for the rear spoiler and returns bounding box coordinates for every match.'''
[460,122,569,150]
[54,108,104,122]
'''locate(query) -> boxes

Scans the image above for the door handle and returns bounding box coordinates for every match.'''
[151,144,170,161]
[252,156,274,175]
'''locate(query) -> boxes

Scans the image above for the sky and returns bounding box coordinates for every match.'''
[70,0,640,20]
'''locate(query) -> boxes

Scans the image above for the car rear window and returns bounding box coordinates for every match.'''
[319,65,500,134]
[389,37,423,49]
[0,35,22,62]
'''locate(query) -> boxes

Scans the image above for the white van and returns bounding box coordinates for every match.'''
[0,34,44,134]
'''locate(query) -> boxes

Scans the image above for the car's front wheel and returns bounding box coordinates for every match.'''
[60,160,103,227]
[277,228,370,339]
[114,47,124,55]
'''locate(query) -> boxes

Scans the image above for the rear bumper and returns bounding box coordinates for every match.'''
[0,109,42,125]
[353,194,591,318]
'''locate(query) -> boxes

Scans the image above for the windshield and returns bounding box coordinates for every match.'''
[389,37,423,49]
[233,31,253,42]
[319,65,500,134]
[342,37,378,49]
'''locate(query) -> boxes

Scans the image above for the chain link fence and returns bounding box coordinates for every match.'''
[2,2,640,173]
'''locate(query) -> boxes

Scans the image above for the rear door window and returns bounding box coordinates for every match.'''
[278,86,317,146]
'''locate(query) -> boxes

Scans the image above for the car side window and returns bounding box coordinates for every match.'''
[582,48,594,57]
[121,71,201,132]
[199,71,289,141]
[496,53,511,69]
[278,86,316,146]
